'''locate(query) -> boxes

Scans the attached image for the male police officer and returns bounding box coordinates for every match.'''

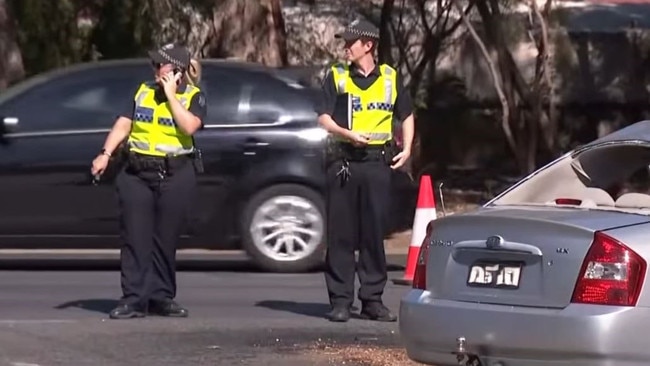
[316,18,415,322]
[92,43,207,319]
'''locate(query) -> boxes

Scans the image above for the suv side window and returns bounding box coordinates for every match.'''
[247,76,295,124]
[201,71,244,125]
[1,67,145,132]
[201,67,303,126]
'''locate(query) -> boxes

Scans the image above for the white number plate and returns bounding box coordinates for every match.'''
[467,263,522,289]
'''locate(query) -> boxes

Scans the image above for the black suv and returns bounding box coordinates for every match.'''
[0,58,328,272]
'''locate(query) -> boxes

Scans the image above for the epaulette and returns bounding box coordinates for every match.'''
[143,80,157,88]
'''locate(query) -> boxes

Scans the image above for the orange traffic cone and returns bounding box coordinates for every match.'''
[392,175,437,286]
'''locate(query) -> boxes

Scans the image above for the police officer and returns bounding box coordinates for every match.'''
[316,18,415,322]
[91,43,207,319]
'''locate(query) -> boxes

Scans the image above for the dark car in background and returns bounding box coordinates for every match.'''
[0,58,329,272]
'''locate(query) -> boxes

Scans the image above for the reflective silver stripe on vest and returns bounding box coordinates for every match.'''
[135,90,148,105]
[334,64,346,93]
[129,141,149,151]
[336,132,391,142]
[383,66,393,104]
[128,141,194,155]
[365,132,391,141]
[155,144,194,155]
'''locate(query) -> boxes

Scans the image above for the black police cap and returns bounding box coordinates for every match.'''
[335,18,380,41]
[148,43,191,70]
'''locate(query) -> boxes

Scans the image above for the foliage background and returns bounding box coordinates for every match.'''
[2,0,650,201]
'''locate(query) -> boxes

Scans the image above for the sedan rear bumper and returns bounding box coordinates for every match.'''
[399,289,650,366]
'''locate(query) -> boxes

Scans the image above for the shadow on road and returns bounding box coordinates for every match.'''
[0,257,405,272]
[0,259,264,272]
[254,300,361,320]
[54,298,118,314]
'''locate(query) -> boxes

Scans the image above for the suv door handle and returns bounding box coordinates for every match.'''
[243,139,269,148]
[241,138,269,155]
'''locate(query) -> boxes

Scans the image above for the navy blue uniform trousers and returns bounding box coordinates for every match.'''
[324,156,392,308]
[115,154,196,308]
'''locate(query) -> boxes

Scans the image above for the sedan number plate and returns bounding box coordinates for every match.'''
[467,262,522,289]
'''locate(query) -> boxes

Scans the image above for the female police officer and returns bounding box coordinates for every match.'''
[91,43,207,319]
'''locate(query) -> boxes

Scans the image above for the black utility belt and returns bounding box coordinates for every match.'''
[127,152,192,172]
[329,141,399,164]
[340,146,384,161]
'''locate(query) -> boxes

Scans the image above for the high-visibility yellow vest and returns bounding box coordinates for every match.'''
[330,62,397,145]
[127,82,200,157]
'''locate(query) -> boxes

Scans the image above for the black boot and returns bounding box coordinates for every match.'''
[148,299,189,317]
[326,305,351,322]
[109,303,146,320]
[359,302,397,322]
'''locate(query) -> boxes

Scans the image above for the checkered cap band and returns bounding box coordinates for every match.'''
[336,18,380,40]
[149,43,190,69]
[345,25,379,39]
[158,51,185,68]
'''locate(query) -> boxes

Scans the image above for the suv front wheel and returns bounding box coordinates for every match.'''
[240,184,326,273]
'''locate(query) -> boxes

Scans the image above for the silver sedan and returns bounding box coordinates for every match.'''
[399,120,650,366]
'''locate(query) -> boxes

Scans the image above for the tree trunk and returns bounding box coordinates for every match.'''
[532,0,558,157]
[0,0,26,87]
[207,0,289,67]
[377,0,394,65]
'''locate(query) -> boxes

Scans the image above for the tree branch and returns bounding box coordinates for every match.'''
[451,0,515,156]
[532,0,557,153]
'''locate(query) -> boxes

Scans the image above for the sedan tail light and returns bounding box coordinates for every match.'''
[412,222,433,290]
[571,231,646,306]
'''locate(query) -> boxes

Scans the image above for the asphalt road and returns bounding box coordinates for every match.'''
[0,255,416,366]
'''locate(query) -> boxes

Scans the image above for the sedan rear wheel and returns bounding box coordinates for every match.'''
[241,184,326,272]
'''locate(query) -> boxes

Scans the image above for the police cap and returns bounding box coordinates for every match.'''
[148,43,191,70]
[335,18,380,42]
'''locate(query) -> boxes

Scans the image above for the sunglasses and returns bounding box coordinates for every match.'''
[152,61,184,73]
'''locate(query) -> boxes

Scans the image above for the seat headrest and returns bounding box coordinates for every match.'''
[615,192,650,208]
[581,187,615,206]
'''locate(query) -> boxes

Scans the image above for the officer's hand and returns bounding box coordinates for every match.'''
[390,149,411,170]
[347,132,370,147]
[161,71,180,96]
[91,154,110,176]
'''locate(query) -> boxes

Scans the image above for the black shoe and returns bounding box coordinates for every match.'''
[359,302,397,322]
[148,299,188,317]
[109,303,146,320]
[326,305,351,322]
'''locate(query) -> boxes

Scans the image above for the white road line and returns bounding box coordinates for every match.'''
[11,363,41,366]
[0,319,76,324]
